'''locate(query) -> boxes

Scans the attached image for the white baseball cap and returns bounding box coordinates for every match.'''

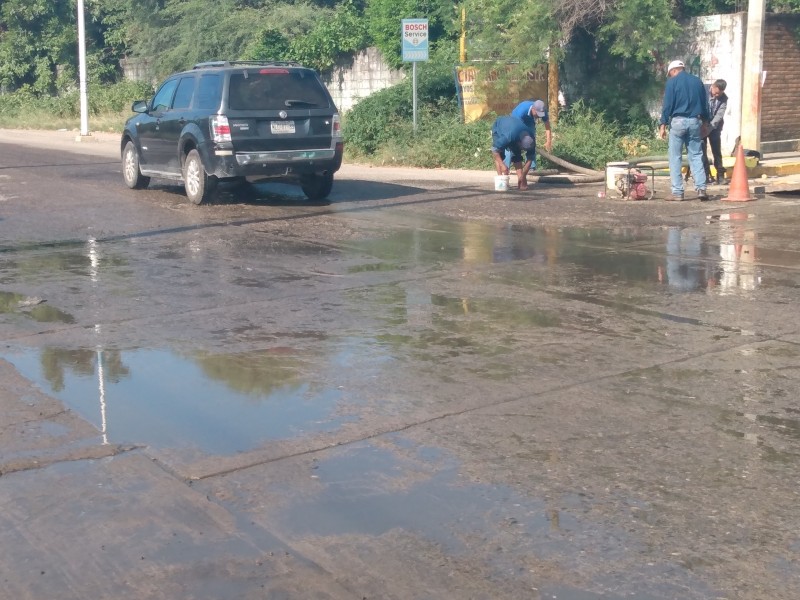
[667,60,685,73]
[531,100,546,117]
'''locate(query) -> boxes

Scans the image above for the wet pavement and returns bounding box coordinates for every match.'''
[1,131,799,599]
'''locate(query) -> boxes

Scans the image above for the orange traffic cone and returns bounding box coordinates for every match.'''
[723,144,754,202]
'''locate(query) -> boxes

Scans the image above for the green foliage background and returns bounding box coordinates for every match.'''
[0,0,778,165]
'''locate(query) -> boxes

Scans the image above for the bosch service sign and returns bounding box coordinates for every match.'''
[402,19,429,62]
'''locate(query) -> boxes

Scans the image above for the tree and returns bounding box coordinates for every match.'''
[0,0,77,93]
[289,0,369,71]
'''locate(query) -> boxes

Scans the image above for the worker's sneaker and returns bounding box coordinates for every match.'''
[698,189,710,201]
[666,193,684,201]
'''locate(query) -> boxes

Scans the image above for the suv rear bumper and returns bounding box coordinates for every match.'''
[207,142,343,179]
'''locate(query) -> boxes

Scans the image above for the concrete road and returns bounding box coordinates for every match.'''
[0,130,799,599]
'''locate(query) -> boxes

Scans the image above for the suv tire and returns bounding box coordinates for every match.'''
[300,172,333,202]
[122,141,151,190]
[184,149,217,205]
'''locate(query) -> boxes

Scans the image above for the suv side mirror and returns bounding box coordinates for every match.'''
[131,100,149,114]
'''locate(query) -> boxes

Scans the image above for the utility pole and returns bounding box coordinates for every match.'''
[740,0,766,152]
[77,0,90,138]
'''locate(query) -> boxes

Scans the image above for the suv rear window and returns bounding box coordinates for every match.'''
[228,70,330,110]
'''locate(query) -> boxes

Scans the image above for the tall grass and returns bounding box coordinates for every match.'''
[0,81,153,132]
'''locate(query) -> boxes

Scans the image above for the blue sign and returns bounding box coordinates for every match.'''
[402,18,429,62]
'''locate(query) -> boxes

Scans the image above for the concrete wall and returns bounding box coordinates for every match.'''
[120,57,154,84]
[120,48,404,114]
[669,13,745,156]
[668,12,800,154]
[322,47,405,113]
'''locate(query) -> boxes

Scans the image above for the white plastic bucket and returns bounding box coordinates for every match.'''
[605,162,629,191]
[494,174,510,192]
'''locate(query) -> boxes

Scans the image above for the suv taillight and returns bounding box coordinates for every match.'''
[332,114,341,137]
[211,115,231,143]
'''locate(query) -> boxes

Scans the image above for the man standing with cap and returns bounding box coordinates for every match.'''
[659,60,711,201]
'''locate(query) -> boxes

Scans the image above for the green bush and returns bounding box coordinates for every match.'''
[363,109,493,169]
[343,52,458,156]
[89,80,154,114]
[0,80,153,121]
[345,89,658,171]
[0,79,153,131]
[542,100,626,170]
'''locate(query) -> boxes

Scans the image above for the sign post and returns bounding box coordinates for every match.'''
[401,18,429,132]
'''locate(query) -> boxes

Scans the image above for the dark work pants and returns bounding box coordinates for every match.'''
[702,129,724,177]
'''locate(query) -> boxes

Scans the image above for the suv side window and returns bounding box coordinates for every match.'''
[172,76,195,110]
[151,79,179,113]
[196,74,222,110]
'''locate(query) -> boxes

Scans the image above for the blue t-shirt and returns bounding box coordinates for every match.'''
[491,116,533,152]
[660,71,711,125]
[511,100,549,130]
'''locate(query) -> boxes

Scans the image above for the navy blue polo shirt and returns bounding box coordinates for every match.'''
[660,71,710,125]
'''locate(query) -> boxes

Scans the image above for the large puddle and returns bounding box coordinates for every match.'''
[345,213,780,295]
[0,215,792,455]
[2,346,356,454]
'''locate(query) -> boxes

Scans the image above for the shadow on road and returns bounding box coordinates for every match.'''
[148,178,426,207]
[218,179,426,205]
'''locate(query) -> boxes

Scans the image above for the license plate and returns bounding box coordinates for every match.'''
[270,120,295,134]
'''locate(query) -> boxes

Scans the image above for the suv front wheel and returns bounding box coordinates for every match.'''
[184,149,217,205]
[300,172,333,202]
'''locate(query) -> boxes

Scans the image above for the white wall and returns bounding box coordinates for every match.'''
[667,13,745,155]
[323,47,405,113]
[121,49,405,115]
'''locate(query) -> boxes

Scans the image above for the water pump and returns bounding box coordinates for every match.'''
[615,169,653,200]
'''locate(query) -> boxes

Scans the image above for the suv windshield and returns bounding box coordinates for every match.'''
[228,70,330,110]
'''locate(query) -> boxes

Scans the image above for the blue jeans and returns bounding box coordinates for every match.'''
[668,116,706,195]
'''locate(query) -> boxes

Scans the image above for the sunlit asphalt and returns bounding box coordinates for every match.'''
[0,131,799,599]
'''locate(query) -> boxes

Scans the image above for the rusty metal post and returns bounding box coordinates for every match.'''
[460,8,467,63]
[548,51,559,124]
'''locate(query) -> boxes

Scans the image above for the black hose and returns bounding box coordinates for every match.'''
[528,150,664,185]
[538,149,603,176]
[530,173,605,184]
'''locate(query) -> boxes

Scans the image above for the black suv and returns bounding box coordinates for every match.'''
[120,61,343,204]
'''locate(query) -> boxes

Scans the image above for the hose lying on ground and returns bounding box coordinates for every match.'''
[529,173,605,184]
[518,150,676,185]
[538,149,604,177]
[531,149,606,184]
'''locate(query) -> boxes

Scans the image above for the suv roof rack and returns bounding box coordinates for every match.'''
[192,60,303,70]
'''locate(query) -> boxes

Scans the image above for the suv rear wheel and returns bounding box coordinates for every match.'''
[184,149,217,205]
[300,172,333,202]
[122,141,150,190]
